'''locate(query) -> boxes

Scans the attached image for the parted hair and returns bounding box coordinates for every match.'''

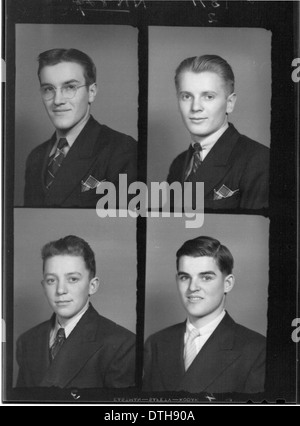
[37,48,97,85]
[175,54,235,95]
[176,236,234,275]
[42,235,96,278]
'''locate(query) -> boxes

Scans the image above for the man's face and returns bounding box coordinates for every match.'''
[177,71,236,142]
[176,255,234,328]
[42,255,99,325]
[39,61,97,133]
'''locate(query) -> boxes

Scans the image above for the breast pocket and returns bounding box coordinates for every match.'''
[211,191,241,210]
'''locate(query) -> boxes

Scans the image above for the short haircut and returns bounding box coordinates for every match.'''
[175,55,235,95]
[176,236,234,275]
[37,48,97,86]
[41,235,96,278]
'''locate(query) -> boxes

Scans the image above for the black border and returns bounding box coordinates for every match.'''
[2,0,299,404]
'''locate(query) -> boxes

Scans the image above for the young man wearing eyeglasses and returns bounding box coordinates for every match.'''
[24,48,137,207]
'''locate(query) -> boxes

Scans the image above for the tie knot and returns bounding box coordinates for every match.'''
[189,327,200,340]
[193,142,202,153]
[56,328,66,340]
[57,138,68,150]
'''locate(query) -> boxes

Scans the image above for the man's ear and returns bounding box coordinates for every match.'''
[224,274,235,294]
[226,92,237,114]
[88,83,97,104]
[89,277,100,296]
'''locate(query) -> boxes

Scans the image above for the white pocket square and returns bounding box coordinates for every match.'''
[81,176,106,192]
[213,185,239,200]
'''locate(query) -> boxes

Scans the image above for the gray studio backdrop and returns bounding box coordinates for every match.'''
[13,209,137,385]
[147,27,271,184]
[145,214,269,339]
[14,24,138,206]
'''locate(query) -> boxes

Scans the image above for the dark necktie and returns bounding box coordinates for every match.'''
[185,142,202,181]
[46,138,68,189]
[191,142,202,174]
[50,328,66,361]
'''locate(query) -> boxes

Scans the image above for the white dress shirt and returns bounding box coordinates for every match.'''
[184,310,226,357]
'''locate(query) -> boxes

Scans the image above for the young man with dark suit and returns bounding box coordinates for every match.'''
[143,236,266,394]
[24,48,137,207]
[16,235,136,389]
[167,55,269,210]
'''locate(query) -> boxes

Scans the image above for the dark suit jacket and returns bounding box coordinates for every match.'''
[167,124,269,210]
[24,116,137,207]
[143,313,266,394]
[16,305,136,389]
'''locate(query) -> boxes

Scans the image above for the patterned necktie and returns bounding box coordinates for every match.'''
[46,138,68,189]
[50,328,66,361]
[185,142,202,181]
[191,142,202,174]
[184,328,200,371]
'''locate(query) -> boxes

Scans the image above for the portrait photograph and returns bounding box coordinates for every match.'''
[147,27,271,210]
[13,209,137,390]
[144,214,269,397]
[14,24,138,208]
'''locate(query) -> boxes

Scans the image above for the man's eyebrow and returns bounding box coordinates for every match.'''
[66,272,82,276]
[199,271,217,275]
[177,271,190,276]
[40,79,80,87]
[202,91,217,95]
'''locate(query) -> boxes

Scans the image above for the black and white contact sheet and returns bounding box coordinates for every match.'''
[1,0,299,407]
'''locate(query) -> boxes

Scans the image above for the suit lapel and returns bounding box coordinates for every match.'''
[178,313,241,392]
[180,147,194,184]
[190,124,240,196]
[26,319,52,386]
[45,117,106,206]
[39,306,104,388]
[40,136,56,193]
[157,323,186,390]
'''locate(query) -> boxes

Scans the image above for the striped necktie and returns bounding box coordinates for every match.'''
[46,138,68,189]
[185,142,202,181]
[50,328,66,361]
[184,328,200,371]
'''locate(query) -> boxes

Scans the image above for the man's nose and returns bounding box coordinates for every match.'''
[56,280,68,295]
[53,88,66,105]
[189,277,200,292]
[191,97,203,112]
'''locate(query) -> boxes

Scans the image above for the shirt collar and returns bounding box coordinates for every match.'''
[56,113,90,147]
[191,119,229,153]
[53,300,90,339]
[186,310,226,336]
[50,113,91,156]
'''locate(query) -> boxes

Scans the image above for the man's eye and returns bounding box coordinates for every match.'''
[64,84,76,91]
[181,94,191,101]
[201,275,213,281]
[68,277,79,284]
[178,275,189,281]
[205,94,215,100]
[45,278,56,285]
[43,86,54,93]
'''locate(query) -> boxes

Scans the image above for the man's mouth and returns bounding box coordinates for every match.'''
[55,300,72,306]
[190,117,207,123]
[187,295,204,302]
